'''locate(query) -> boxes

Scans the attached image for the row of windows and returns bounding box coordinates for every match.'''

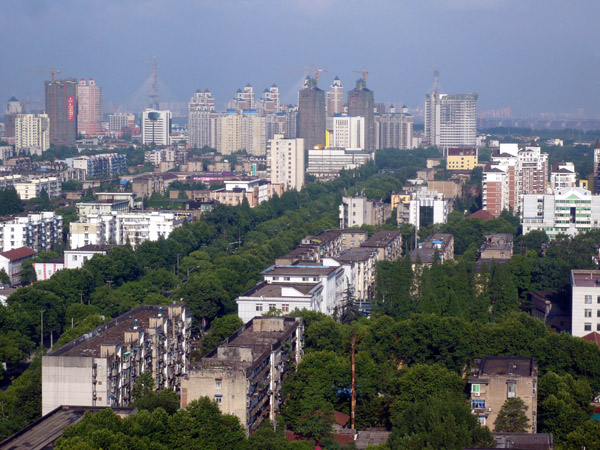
[255,303,290,313]
[583,323,600,332]
[583,295,600,304]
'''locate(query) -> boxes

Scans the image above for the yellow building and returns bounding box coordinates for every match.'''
[447,147,478,171]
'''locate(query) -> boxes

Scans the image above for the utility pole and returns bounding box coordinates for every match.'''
[351,334,356,430]
[40,310,44,348]
[176,254,180,276]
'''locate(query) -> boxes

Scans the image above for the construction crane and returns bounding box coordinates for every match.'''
[353,67,369,82]
[27,68,61,83]
[281,64,328,83]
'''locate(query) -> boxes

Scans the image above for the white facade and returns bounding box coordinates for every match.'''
[332,115,365,149]
[571,270,600,337]
[408,191,449,230]
[522,187,600,238]
[307,147,372,179]
[425,89,478,149]
[69,212,183,249]
[34,260,65,281]
[108,113,134,132]
[236,264,344,323]
[142,109,171,146]
[550,162,576,190]
[64,245,113,269]
[15,114,50,155]
[339,196,391,228]
[326,77,343,117]
[267,134,305,191]
[188,89,217,148]
[0,212,63,253]
[14,177,61,200]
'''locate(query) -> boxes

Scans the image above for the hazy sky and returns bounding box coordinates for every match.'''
[1,0,599,116]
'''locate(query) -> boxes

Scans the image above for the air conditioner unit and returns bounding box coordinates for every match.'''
[487,408,492,412]
[473,392,480,397]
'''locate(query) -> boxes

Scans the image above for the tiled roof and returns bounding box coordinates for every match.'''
[0,246,36,261]
[469,209,495,221]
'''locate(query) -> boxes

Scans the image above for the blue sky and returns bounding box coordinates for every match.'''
[1,0,599,115]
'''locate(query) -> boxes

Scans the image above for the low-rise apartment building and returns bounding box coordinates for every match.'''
[468,356,538,432]
[42,304,190,415]
[181,316,303,434]
[480,234,513,260]
[0,212,63,252]
[410,233,454,266]
[360,230,402,262]
[64,244,117,269]
[76,200,130,220]
[34,258,65,281]
[571,270,600,337]
[0,246,37,285]
[237,264,344,322]
[14,176,61,200]
[71,153,127,178]
[446,147,478,171]
[339,196,391,228]
[335,247,379,301]
[69,212,184,249]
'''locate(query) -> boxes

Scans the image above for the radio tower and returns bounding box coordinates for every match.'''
[149,56,160,109]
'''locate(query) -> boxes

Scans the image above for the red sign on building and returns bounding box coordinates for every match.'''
[67,96,75,122]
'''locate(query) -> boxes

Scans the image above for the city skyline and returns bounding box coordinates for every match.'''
[1,0,599,116]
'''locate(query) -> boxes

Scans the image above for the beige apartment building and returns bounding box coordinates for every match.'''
[267,134,305,192]
[181,317,303,434]
[468,356,538,432]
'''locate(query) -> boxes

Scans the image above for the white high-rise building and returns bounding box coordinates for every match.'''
[0,212,63,253]
[15,114,50,155]
[217,111,266,155]
[376,105,414,150]
[424,72,477,149]
[142,109,171,146]
[108,113,135,132]
[571,270,600,337]
[188,89,218,149]
[332,115,365,149]
[326,77,343,117]
[267,134,304,191]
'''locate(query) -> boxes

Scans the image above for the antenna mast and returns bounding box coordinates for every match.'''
[150,56,160,109]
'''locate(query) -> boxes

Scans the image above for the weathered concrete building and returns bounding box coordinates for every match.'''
[42,305,190,415]
[181,316,303,434]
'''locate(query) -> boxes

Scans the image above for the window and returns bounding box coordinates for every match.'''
[215,379,222,389]
[256,304,263,312]
[284,277,290,281]
[585,323,592,331]
[302,277,309,281]
[471,384,480,395]
[477,415,487,426]
[507,382,516,398]
[282,304,290,313]
[273,277,279,281]
[269,303,276,310]
[214,395,222,404]
[597,310,600,318]
[585,295,593,304]
[597,295,600,304]
[533,381,537,395]
[471,399,485,409]
[586,309,593,318]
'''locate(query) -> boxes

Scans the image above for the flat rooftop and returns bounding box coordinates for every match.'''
[48,305,177,358]
[361,231,402,248]
[262,265,339,277]
[336,247,378,262]
[572,270,600,288]
[477,356,536,378]
[0,405,136,450]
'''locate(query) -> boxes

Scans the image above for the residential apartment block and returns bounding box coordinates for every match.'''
[0,247,37,285]
[267,134,305,192]
[42,304,190,415]
[14,177,61,201]
[339,196,391,228]
[15,113,50,155]
[332,115,365,149]
[376,105,414,150]
[298,77,325,151]
[446,147,478,171]
[181,316,302,434]
[71,153,127,178]
[335,247,379,301]
[468,356,538,432]
[0,212,63,252]
[483,142,548,217]
[69,211,184,249]
[425,72,477,149]
[77,79,102,137]
[550,162,576,190]
[410,233,454,266]
[236,264,344,323]
[360,230,403,262]
[396,188,449,230]
[306,147,372,181]
[210,179,284,208]
[64,244,116,269]
[570,270,600,337]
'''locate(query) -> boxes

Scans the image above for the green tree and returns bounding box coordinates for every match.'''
[132,371,155,400]
[494,397,529,432]
[0,187,24,215]
[199,314,243,357]
[0,268,9,285]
